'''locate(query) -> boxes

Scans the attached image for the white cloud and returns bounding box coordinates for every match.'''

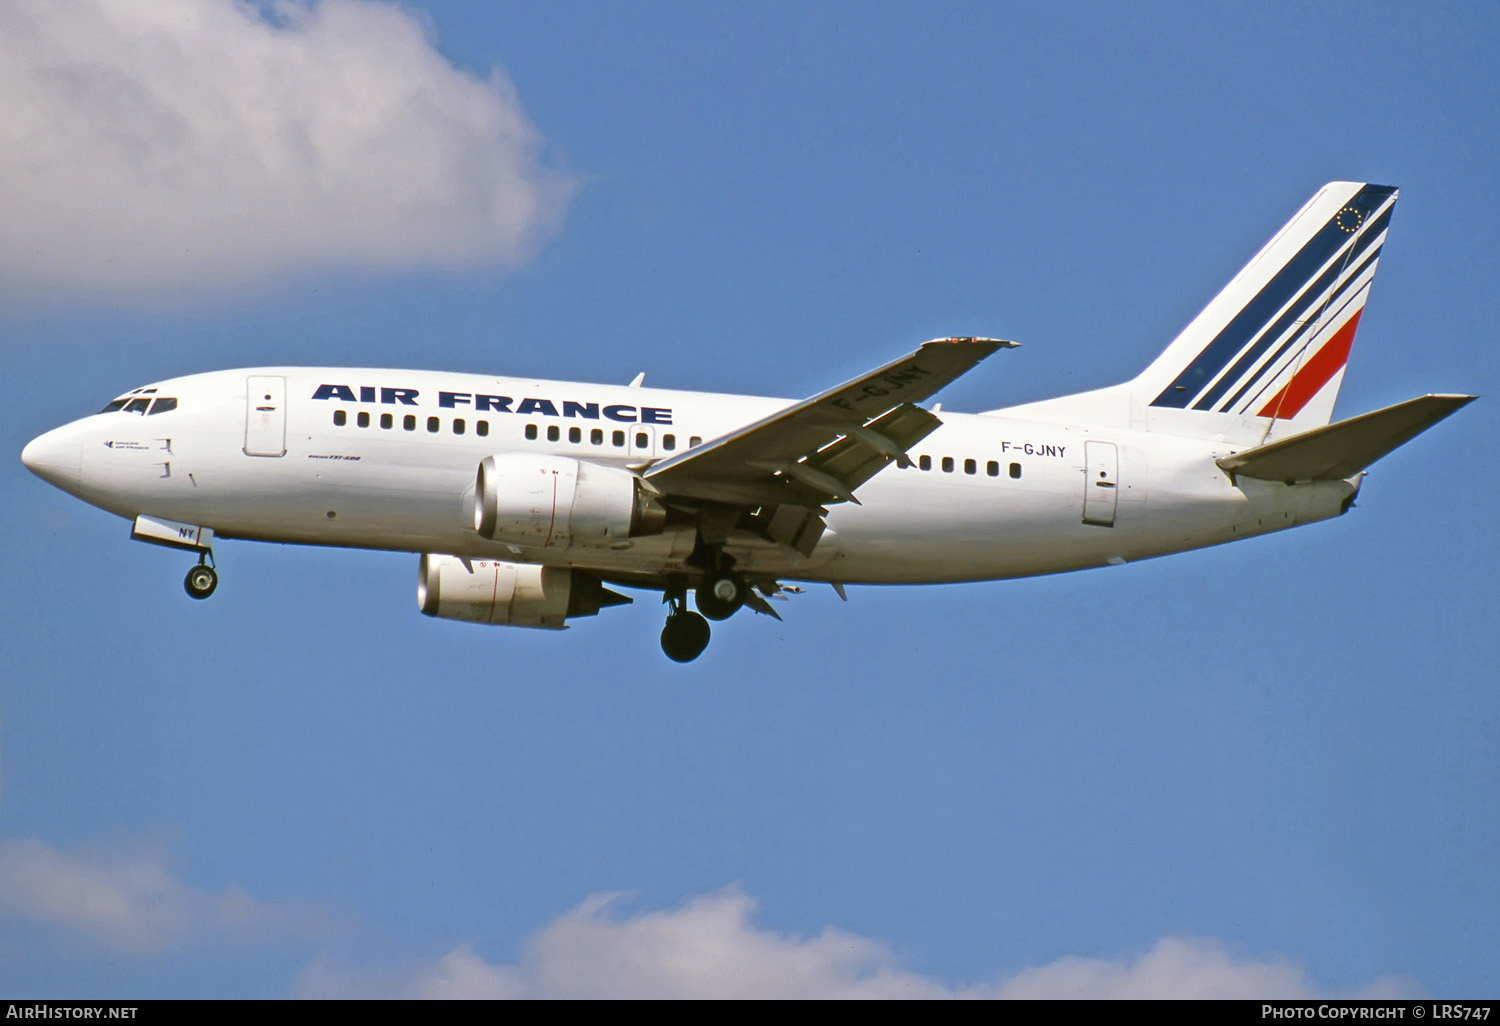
[0,0,574,304]
[0,837,326,953]
[296,886,1412,999]
[996,938,1326,1000]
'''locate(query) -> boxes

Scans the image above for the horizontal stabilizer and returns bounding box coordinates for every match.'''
[1217,394,1475,483]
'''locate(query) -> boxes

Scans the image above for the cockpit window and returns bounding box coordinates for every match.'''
[100,394,178,414]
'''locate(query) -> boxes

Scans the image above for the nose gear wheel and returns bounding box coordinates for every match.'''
[184,563,218,599]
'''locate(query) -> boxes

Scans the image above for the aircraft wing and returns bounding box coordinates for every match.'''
[644,337,1014,510]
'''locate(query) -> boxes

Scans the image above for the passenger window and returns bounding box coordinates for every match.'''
[987,460,999,477]
[635,432,648,449]
[427,416,440,433]
[99,399,130,413]
[454,418,466,435]
[333,410,347,427]
[919,455,931,471]
[124,398,151,415]
[964,458,976,475]
[1009,462,1022,479]
[612,430,625,447]
[357,411,370,428]
[941,456,954,473]
[380,412,393,429]
[663,434,676,451]
[404,415,416,431]
[547,425,560,442]
[148,397,177,415]
[690,436,702,447]
[476,421,489,437]
[525,423,537,440]
[569,426,581,443]
[591,428,604,445]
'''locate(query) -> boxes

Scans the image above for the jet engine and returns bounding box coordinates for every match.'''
[417,554,630,629]
[473,453,666,549]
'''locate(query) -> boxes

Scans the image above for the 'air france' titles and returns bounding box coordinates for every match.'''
[311,384,672,424]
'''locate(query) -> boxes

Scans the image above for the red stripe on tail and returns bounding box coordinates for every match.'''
[1256,309,1363,419]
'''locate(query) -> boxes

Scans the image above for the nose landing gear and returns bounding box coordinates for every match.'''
[130,516,221,600]
[184,554,218,600]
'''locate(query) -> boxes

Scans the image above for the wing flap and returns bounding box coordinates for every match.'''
[1217,394,1475,483]
[802,402,942,494]
[646,337,1013,506]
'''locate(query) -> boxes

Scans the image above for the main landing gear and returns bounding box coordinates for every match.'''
[184,553,218,600]
[695,568,749,621]
[660,596,711,663]
[659,560,754,662]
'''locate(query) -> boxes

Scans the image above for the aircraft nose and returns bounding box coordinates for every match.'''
[21,426,83,491]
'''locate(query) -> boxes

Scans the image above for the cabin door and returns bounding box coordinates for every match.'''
[244,375,287,457]
[1082,440,1118,527]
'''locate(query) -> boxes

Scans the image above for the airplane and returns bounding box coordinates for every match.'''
[20,182,1474,662]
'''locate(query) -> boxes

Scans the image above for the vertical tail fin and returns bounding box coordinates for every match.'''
[1134,182,1397,441]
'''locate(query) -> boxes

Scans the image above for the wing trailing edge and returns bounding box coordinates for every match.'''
[645,336,1013,507]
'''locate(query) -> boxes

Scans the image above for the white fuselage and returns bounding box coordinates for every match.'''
[22,367,1356,587]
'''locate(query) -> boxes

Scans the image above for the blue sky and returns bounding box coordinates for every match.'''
[3,0,1496,998]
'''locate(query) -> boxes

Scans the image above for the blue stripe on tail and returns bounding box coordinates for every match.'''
[1150,184,1396,410]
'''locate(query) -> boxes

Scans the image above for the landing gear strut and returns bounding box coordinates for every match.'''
[686,525,749,623]
[184,553,218,600]
[660,578,711,662]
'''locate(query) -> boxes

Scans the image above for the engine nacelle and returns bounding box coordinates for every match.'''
[417,554,628,629]
[473,453,666,549]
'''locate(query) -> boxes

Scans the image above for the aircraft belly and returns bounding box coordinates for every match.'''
[803,438,1345,584]
[219,472,470,547]
[815,471,1101,583]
